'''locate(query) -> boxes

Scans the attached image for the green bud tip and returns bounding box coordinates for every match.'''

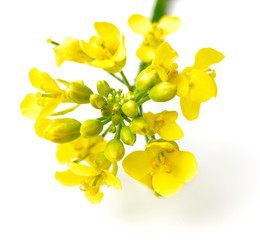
[149,82,177,102]
[80,119,103,138]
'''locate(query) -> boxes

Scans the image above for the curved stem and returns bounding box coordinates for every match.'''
[137,95,150,106]
[120,71,132,91]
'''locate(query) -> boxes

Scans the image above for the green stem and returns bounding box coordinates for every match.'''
[145,135,150,143]
[92,175,101,187]
[151,0,168,22]
[101,124,112,137]
[51,104,80,116]
[109,73,125,84]
[121,114,131,123]
[120,71,132,91]
[136,92,148,102]
[137,95,150,106]
[114,123,122,139]
[102,116,112,125]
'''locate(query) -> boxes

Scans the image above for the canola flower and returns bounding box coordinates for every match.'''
[20,0,224,204]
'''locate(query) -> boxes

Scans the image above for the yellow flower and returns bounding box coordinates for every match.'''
[128,14,181,62]
[144,110,183,141]
[80,22,126,73]
[122,140,197,197]
[173,48,225,120]
[55,164,121,204]
[20,68,65,120]
[50,37,91,67]
[56,135,106,164]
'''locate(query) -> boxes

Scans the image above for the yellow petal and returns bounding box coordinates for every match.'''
[180,96,201,121]
[89,59,115,69]
[159,110,178,122]
[128,14,152,36]
[155,65,168,82]
[153,42,178,69]
[94,22,120,53]
[29,68,61,93]
[89,140,107,155]
[158,122,184,141]
[170,73,189,97]
[158,16,182,36]
[34,118,52,138]
[20,93,43,120]
[152,168,184,197]
[80,39,103,60]
[85,190,104,204]
[166,151,198,182]
[122,151,154,180]
[136,44,155,63]
[139,174,153,189]
[55,169,85,187]
[112,36,126,62]
[67,162,100,176]
[194,48,225,69]
[189,69,217,102]
[102,170,122,190]
[38,98,61,119]
[146,140,178,157]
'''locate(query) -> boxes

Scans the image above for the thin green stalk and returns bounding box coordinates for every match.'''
[121,113,131,123]
[151,0,167,22]
[120,71,132,91]
[137,95,150,106]
[114,123,122,139]
[109,73,125,84]
[51,104,80,116]
[136,92,148,102]
[92,175,101,186]
[101,124,112,137]
[102,116,112,125]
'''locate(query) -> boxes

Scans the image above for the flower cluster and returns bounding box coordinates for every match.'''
[20,13,224,204]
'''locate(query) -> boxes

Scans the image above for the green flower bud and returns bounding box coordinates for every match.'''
[122,100,138,118]
[109,125,116,133]
[120,126,136,146]
[94,152,111,169]
[129,117,149,135]
[112,114,121,126]
[66,81,93,104]
[35,118,81,143]
[101,107,112,118]
[136,67,158,92]
[149,82,177,102]
[104,139,125,162]
[97,80,111,97]
[112,103,121,114]
[80,119,103,138]
[124,91,136,102]
[90,94,106,109]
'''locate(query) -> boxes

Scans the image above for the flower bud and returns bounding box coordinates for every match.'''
[35,118,81,143]
[97,80,111,97]
[129,117,149,135]
[104,139,125,162]
[136,67,158,92]
[120,126,136,146]
[109,125,116,133]
[94,152,111,169]
[112,114,121,125]
[149,82,177,102]
[112,103,121,114]
[90,94,106,109]
[66,81,93,104]
[101,107,112,118]
[122,100,138,118]
[80,119,103,138]
[124,91,136,102]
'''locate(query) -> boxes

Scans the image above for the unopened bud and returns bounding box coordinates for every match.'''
[112,114,121,126]
[80,119,103,138]
[104,139,125,162]
[90,94,106,109]
[120,126,136,146]
[136,67,158,92]
[94,152,111,169]
[122,100,138,118]
[109,125,116,133]
[149,82,177,102]
[124,91,136,102]
[112,103,121,114]
[66,81,93,104]
[97,80,111,97]
[35,118,81,143]
[101,107,112,118]
[129,117,149,135]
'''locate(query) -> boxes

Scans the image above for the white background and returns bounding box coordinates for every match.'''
[1,0,260,239]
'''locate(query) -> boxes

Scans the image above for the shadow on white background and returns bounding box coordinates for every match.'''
[110,142,253,232]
